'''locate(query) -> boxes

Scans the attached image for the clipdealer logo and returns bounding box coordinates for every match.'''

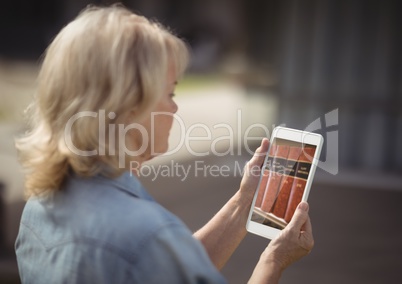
[63,108,339,176]
[64,109,278,167]
[304,108,339,175]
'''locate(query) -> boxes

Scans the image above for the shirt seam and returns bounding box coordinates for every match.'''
[20,221,138,263]
[20,219,186,265]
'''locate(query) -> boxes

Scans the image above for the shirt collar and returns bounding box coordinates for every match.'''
[92,171,155,201]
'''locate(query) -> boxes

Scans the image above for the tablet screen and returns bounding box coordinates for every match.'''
[251,138,317,229]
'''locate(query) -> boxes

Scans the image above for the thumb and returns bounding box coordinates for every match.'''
[242,138,269,182]
[287,202,309,231]
[248,138,269,169]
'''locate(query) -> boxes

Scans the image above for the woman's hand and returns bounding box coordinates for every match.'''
[194,138,270,269]
[239,138,269,201]
[264,201,314,270]
[249,202,314,283]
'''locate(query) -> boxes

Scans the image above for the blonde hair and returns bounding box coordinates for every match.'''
[15,5,189,197]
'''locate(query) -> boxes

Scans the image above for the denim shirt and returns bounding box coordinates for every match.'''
[15,171,226,284]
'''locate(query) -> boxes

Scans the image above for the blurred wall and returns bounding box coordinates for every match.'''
[244,0,402,174]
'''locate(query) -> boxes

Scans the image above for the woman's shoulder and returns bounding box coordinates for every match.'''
[20,172,189,256]
[68,171,186,234]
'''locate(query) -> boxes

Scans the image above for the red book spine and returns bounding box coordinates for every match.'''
[260,145,289,212]
[255,145,277,208]
[284,146,316,223]
[270,146,302,218]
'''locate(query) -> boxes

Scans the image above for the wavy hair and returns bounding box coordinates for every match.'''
[15,5,189,197]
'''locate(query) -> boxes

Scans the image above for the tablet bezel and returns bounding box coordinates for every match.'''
[246,126,324,240]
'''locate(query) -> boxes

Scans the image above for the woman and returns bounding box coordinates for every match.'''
[15,5,314,283]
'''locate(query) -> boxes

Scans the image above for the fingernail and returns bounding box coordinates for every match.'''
[298,202,309,211]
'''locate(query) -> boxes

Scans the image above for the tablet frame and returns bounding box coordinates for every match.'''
[246,126,324,239]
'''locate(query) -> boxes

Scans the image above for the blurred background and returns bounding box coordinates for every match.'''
[0,0,401,283]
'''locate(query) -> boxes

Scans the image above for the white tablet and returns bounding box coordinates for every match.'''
[246,126,323,239]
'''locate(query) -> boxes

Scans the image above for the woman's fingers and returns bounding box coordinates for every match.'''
[239,138,269,197]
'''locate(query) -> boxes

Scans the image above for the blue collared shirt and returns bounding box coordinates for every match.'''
[15,171,226,283]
